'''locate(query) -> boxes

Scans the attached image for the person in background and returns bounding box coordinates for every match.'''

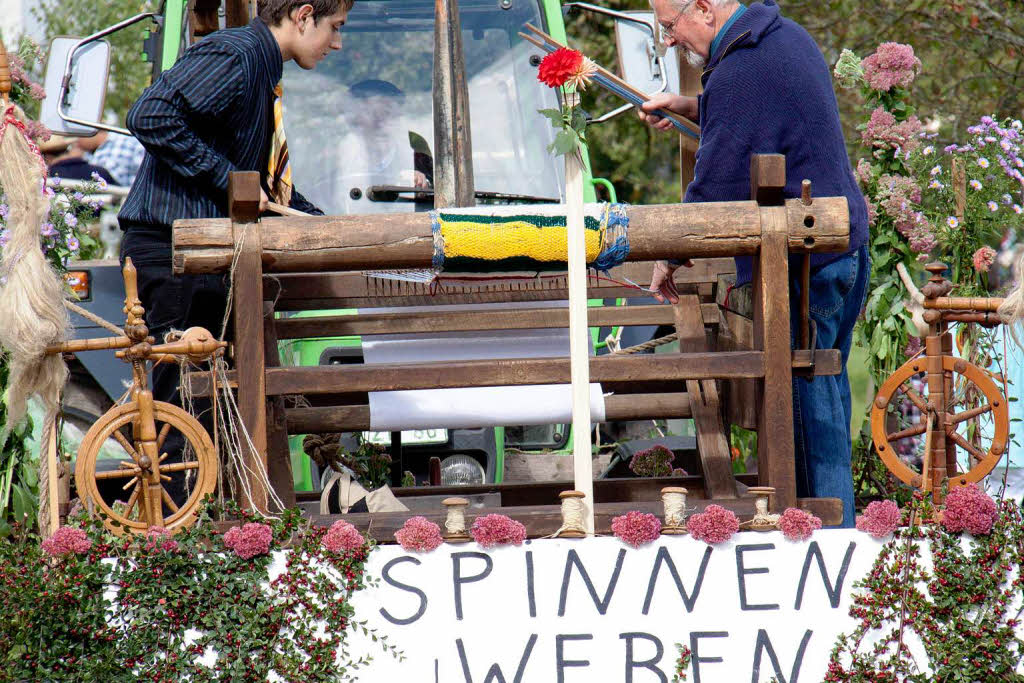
[87,131,146,188]
[40,134,118,185]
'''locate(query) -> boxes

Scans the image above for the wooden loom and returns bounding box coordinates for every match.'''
[173,155,851,537]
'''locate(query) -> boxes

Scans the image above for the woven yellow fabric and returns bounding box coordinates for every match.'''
[266,81,292,206]
[440,219,602,263]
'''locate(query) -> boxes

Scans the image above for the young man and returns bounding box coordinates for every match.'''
[118,0,352,502]
[638,0,869,527]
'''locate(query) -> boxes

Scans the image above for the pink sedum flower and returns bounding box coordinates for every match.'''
[941,483,998,536]
[686,504,739,544]
[323,520,365,553]
[395,516,444,552]
[862,108,922,152]
[856,500,902,538]
[861,42,921,91]
[972,246,996,273]
[145,526,179,553]
[470,514,527,548]
[611,510,662,548]
[41,526,92,557]
[778,508,822,542]
[222,522,272,559]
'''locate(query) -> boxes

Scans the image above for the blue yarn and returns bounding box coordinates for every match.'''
[591,203,630,273]
[429,210,445,271]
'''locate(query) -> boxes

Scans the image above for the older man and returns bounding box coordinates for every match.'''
[639,0,870,526]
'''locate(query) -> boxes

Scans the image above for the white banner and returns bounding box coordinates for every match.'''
[348,530,889,682]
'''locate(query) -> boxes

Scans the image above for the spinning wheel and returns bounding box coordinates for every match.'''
[75,400,218,535]
[871,353,1009,494]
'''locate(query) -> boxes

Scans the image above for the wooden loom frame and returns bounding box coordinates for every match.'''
[173,155,852,537]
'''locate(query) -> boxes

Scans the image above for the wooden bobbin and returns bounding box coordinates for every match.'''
[660,486,688,535]
[746,486,780,531]
[0,37,11,106]
[441,497,471,543]
[556,490,587,538]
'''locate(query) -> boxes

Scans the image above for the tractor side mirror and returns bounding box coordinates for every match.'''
[40,36,111,137]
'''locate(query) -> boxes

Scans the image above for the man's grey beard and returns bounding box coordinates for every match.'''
[686,50,706,68]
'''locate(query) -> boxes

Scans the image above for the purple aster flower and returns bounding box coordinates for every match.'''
[0,204,8,219]
[66,235,80,251]
[40,222,57,237]
[63,212,77,228]
[73,191,85,201]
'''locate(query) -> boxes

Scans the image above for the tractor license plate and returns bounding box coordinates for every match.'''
[362,429,449,446]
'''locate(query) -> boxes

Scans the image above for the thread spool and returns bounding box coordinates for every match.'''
[555,490,587,538]
[660,486,688,535]
[746,486,780,531]
[442,497,471,542]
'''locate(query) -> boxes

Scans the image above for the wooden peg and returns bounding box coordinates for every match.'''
[800,179,812,205]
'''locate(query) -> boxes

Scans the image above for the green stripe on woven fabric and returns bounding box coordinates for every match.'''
[438,213,603,231]
[442,255,570,273]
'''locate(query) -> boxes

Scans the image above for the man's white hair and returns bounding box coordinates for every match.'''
[668,0,736,8]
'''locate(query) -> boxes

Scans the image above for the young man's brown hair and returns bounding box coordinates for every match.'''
[258,0,354,26]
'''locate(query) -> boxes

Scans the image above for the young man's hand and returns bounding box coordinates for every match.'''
[649,259,693,304]
[259,188,269,213]
[638,94,698,132]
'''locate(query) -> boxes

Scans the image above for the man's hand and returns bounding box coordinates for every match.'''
[649,259,694,304]
[259,187,269,213]
[638,94,698,132]
[413,170,429,189]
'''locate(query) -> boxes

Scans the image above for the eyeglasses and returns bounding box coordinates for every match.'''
[660,0,695,35]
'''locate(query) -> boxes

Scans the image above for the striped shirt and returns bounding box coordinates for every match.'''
[118,18,322,233]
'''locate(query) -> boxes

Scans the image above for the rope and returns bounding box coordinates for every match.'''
[611,331,678,355]
[63,300,124,336]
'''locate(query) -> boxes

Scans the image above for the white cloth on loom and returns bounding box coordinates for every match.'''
[361,301,606,431]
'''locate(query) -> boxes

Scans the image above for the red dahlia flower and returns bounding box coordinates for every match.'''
[537,48,584,88]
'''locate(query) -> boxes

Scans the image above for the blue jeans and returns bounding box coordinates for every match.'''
[791,246,870,527]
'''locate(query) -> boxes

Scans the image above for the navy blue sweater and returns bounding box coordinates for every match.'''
[685,1,868,285]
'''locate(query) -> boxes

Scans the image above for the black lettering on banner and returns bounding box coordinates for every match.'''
[620,632,667,683]
[558,548,626,616]
[689,631,728,683]
[642,545,712,614]
[556,634,593,683]
[750,628,812,683]
[735,544,780,611]
[794,541,856,610]
[456,634,538,683]
[526,550,537,618]
[453,552,494,621]
[379,556,427,626]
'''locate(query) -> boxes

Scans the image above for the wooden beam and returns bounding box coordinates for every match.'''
[171,198,850,274]
[188,349,838,397]
[432,0,474,208]
[264,301,295,510]
[229,172,269,513]
[273,303,717,339]
[751,155,797,511]
[284,392,694,433]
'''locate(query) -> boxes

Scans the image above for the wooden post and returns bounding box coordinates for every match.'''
[229,172,270,513]
[0,36,11,107]
[566,147,594,534]
[432,0,475,208]
[750,155,797,511]
[677,56,701,195]
[263,301,295,509]
[42,418,60,536]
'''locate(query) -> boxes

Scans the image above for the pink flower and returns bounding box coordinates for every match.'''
[395,516,443,552]
[144,526,179,553]
[323,520,365,553]
[972,246,996,273]
[855,158,873,186]
[222,522,272,559]
[686,504,739,544]
[41,526,92,557]
[778,508,822,542]
[861,42,921,91]
[611,510,662,547]
[856,500,902,538]
[862,108,922,152]
[941,483,998,536]
[470,514,527,548]
[629,444,676,477]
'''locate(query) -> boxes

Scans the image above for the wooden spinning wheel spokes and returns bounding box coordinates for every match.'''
[871,355,1009,492]
[75,401,218,535]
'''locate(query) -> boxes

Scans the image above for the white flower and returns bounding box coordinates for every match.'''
[947,216,960,228]
[922,145,934,156]
[930,165,942,176]
[1013,120,1023,130]
[928,179,943,189]
[988,201,999,212]
[1015,204,1023,215]
[978,157,990,168]
[970,179,983,190]
[63,212,77,228]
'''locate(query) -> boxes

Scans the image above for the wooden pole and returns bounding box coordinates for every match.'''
[44,418,60,535]
[565,144,594,534]
[432,0,475,208]
[0,36,11,107]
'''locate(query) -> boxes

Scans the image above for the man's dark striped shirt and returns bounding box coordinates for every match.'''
[118,18,321,233]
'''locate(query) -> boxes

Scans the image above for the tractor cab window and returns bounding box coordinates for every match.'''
[283,0,564,215]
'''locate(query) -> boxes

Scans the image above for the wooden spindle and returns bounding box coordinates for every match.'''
[0,37,12,107]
